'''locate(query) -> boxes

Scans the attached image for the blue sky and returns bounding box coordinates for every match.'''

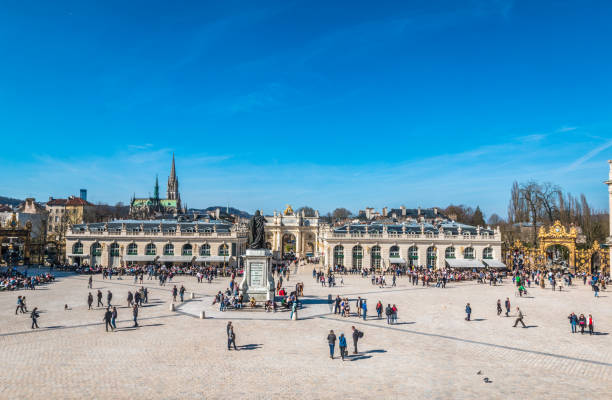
[1,0,611,217]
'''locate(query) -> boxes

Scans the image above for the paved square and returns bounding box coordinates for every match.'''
[1,266,610,399]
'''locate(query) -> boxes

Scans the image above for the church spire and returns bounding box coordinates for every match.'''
[154,174,160,201]
[170,153,176,181]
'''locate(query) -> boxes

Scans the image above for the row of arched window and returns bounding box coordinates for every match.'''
[72,242,230,257]
[332,245,494,267]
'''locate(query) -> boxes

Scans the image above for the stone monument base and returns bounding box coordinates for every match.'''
[239,249,275,303]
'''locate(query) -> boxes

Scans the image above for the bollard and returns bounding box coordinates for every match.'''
[200,311,205,319]
[190,292,195,300]
[170,303,175,311]
[292,311,297,321]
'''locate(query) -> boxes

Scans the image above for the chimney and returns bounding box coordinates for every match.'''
[400,205,406,216]
[417,207,421,216]
[215,208,220,219]
[434,207,438,215]
[382,207,388,217]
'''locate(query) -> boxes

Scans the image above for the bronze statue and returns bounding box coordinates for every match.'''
[247,210,266,249]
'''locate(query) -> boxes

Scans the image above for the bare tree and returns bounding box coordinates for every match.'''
[519,181,542,246]
[332,208,352,221]
[536,182,561,223]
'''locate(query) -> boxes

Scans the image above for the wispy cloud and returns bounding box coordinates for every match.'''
[557,126,578,133]
[565,139,612,172]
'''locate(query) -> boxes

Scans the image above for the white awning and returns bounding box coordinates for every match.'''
[389,257,406,264]
[124,255,157,262]
[157,255,195,263]
[445,259,485,269]
[67,254,89,258]
[483,259,507,269]
[195,256,232,263]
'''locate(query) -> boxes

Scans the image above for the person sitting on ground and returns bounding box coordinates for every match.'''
[250,297,256,308]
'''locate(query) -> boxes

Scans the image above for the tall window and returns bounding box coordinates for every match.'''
[483,247,493,259]
[73,242,83,255]
[200,244,210,256]
[110,243,120,257]
[218,244,229,257]
[445,246,455,259]
[91,243,102,256]
[352,245,363,269]
[333,245,344,267]
[390,245,400,258]
[182,244,192,256]
[464,247,474,259]
[426,246,437,267]
[127,243,138,255]
[145,243,156,256]
[408,246,418,267]
[163,244,174,256]
[371,245,381,269]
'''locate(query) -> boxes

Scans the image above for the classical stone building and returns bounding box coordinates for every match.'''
[264,205,321,259]
[130,154,183,218]
[65,219,246,268]
[319,221,503,270]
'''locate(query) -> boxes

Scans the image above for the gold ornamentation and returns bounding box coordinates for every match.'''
[284,205,294,215]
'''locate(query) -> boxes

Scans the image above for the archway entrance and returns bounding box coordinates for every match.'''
[591,252,601,274]
[282,233,296,259]
[545,244,570,269]
[1,237,25,265]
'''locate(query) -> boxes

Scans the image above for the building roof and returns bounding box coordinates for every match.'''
[66,197,93,206]
[46,198,68,206]
[71,219,234,233]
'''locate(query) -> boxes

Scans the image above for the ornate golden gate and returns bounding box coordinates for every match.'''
[504,221,609,274]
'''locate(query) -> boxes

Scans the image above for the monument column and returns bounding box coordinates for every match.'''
[605,160,612,276]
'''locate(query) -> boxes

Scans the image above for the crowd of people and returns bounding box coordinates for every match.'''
[1,268,55,291]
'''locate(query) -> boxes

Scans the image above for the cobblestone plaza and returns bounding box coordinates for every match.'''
[1,267,610,399]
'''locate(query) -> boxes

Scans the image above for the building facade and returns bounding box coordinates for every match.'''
[65,219,247,268]
[319,221,503,270]
[264,205,321,259]
[606,160,612,268]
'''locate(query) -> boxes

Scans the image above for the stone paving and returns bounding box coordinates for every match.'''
[0,265,610,399]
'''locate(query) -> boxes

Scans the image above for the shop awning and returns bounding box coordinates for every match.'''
[124,255,157,262]
[483,259,507,269]
[389,257,406,264]
[445,259,485,269]
[195,256,232,262]
[158,255,195,263]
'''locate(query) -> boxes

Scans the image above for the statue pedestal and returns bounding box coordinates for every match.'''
[239,249,275,303]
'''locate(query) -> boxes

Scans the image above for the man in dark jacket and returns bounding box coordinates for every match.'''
[103,307,113,332]
[352,326,362,354]
[97,290,103,307]
[132,304,139,327]
[327,330,337,359]
[87,292,93,310]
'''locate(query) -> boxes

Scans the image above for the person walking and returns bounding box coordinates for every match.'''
[465,303,472,321]
[376,301,382,319]
[513,307,526,328]
[588,314,594,335]
[391,304,398,324]
[87,292,93,310]
[107,290,113,307]
[172,285,178,302]
[227,322,237,350]
[111,306,118,330]
[127,291,133,307]
[30,307,40,329]
[361,300,367,321]
[385,304,392,324]
[103,307,113,332]
[351,326,362,354]
[88,275,93,289]
[496,299,502,316]
[16,296,23,315]
[568,312,577,333]
[339,333,347,361]
[97,290,103,307]
[334,296,341,314]
[21,296,28,313]
[594,284,600,298]
[179,285,185,302]
[132,304,139,327]
[327,330,337,359]
[504,298,511,317]
[578,314,586,334]
[143,287,148,304]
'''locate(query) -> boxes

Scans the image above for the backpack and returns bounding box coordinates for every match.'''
[358,331,364,338]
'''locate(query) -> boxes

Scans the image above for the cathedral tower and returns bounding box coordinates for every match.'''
[167,153,181,207]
